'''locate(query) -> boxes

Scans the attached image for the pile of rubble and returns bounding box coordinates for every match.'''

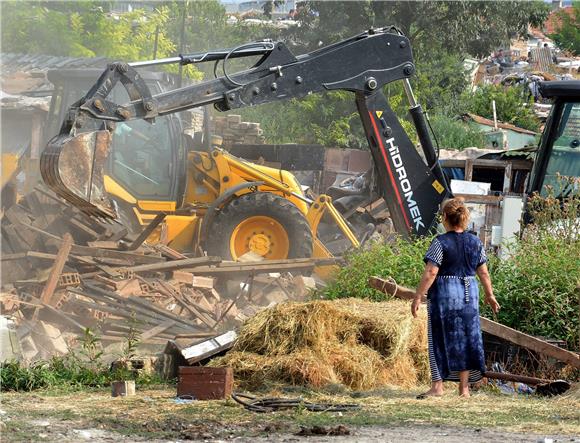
[1,188,331,363]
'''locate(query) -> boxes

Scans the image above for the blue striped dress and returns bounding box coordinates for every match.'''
[424,231,487,383]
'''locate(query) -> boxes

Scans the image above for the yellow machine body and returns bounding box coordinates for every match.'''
[103,148,358,265]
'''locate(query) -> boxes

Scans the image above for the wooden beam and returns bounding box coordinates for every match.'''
[453,194,503,204]
[139,320,176,341]
[465,159,473,181]
[368,276,580,369]
[39,233,73,306]
[483,371,552,385]
[440,158,533,170]
[480,317,580,369]
[502,162,513,194]
[125,256,222,273]
[187,257,340,276]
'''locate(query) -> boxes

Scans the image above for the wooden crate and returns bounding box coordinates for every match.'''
[177,366,233,400]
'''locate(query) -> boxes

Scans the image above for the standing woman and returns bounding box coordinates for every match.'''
[411,198,500,398]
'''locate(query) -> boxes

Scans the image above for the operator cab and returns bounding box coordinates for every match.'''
[45,68,186,209]
[527,81,580,196]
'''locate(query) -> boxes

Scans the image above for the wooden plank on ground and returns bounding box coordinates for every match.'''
[368,276,580,369]
[480,317,580,369]
[139,320,176,341]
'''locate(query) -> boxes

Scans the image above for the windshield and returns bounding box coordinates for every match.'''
[540,101,580,196]
[47,77,175,200]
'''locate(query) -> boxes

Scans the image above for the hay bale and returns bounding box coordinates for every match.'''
[210,299,429,390]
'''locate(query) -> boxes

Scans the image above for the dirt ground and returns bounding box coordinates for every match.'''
[2,385,579,442]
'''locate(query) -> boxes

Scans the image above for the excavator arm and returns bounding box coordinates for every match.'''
[41,27,451,236]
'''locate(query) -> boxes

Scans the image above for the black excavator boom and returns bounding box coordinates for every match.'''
[41,27,451,236]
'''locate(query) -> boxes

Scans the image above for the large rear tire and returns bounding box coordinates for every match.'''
[206,192,313,260]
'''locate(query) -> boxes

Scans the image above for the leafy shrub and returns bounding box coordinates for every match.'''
[524,175,580,243]
[429,114,485,150]
[489,235,579,350]
[323,236,433,301]
[464,84,541,132]
[490,179,580,350]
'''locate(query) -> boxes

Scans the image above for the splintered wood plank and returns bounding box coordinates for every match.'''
[479,318,580,370]
[139,320,176,341]
[87,240,120,249]
[154,279,216,329]
[126,256,221,273]
[155,244,187,260]
[39,233,73,306]
[172,271,215,289]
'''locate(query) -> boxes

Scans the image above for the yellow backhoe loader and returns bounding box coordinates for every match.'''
[41,28,456,263]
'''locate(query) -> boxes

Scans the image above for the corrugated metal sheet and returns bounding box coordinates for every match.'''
[0,53,109,75]
[530,47,554,72]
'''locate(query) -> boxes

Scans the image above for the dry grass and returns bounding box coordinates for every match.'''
[2,385,579,440]
[210,299,429,390]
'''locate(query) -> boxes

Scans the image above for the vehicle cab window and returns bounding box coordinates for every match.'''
[541,102,580,196]
[110,116,173,198]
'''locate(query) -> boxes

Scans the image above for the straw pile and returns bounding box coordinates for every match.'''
[209,298,429,390]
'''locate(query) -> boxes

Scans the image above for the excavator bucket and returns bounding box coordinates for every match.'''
[40,130,116,219]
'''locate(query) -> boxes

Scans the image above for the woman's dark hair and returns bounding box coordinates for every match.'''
[442,197,470,230]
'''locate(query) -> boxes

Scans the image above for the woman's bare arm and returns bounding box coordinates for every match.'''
[411,262,439,318]
[476,263,500,313]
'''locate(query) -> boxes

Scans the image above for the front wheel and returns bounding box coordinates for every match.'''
[205,192,313,261]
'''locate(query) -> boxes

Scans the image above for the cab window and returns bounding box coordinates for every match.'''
[541,102,580,196]
[110,117,173,198]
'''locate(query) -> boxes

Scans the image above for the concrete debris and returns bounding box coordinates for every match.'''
[111,380,135,397]
[1,188,329,367]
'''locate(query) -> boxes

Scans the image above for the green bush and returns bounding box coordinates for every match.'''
[464,84,541,132]
[323,236,433,301]
[490,182,580,350]
[490,235,580,350]
[429,114,485,150]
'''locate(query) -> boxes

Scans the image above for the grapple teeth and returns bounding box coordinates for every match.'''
[40,130,116,219]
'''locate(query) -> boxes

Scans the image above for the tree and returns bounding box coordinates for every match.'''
[0,1,176,62]
[464,84,541,132]
[548,2,580,56]
[288,1,550,57]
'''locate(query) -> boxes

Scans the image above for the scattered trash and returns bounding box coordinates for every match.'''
[296,424,351,436]
[111,380,135,397]
[174,395,196,404]
[231,392,360,413]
